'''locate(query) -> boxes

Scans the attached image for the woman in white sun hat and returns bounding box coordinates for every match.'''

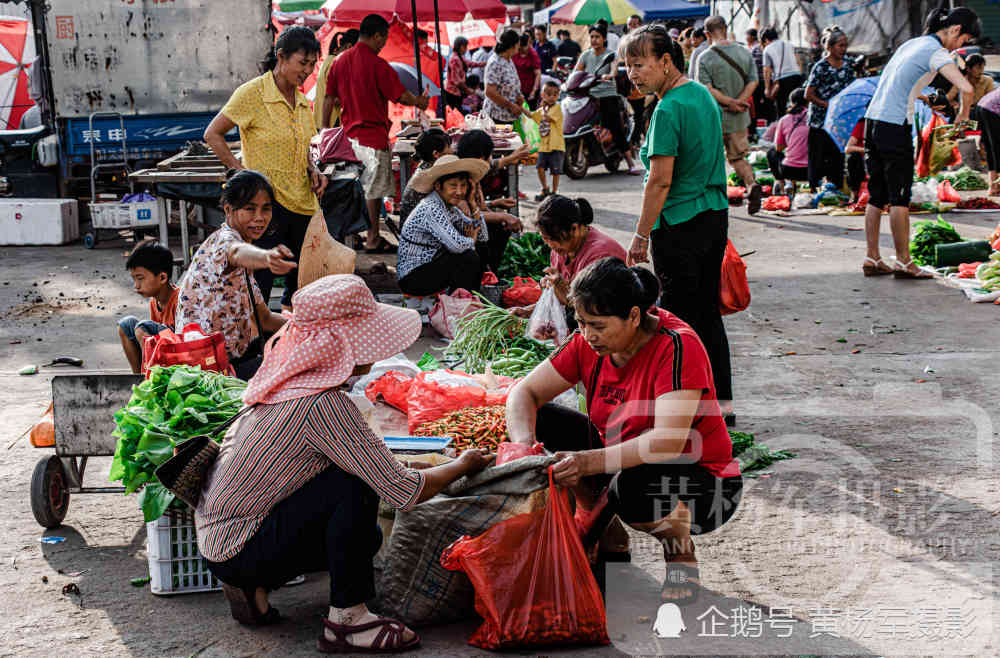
[397,154,490,295]
[195,274,493,652]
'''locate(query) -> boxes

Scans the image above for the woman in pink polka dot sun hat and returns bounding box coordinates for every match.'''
[243,274,422,405]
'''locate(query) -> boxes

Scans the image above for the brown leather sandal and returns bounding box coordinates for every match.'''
[317,616,420,654]
[862,257,893,276]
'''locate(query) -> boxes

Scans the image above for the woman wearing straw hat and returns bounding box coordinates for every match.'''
[195,275,493,651]
[396,155,491,296]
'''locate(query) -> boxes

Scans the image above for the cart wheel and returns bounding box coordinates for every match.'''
[83,232,97,249]
[31,456,70,529]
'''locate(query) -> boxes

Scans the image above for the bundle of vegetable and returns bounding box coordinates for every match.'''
[940,166,988,191]
[109,365,247,521]
[497,232,551,281]
[487,336,552,378]
[444,299,527,372]
[974,252,1000,290]
[413,405,507,454]
[729,430,795,473]
[909,216,962,266]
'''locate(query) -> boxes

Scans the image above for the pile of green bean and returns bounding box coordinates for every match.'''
[443,295,554,375]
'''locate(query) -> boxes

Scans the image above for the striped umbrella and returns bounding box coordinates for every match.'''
[551,0,643,25]
[273,0,326,10]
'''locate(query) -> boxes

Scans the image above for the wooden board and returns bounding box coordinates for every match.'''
[52,374,142,457]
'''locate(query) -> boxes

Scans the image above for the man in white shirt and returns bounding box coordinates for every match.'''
[761,27,803,117]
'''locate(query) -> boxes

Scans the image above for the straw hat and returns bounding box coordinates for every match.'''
[243,275,421,406]
[408,154,490,194]
[298,209,357,290]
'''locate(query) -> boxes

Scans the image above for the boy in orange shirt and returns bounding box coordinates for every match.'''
[117,241,178,373]
[532,81,566,201]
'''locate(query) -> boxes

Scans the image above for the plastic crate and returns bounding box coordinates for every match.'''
[90,200,161,229]
[146,508,220,596]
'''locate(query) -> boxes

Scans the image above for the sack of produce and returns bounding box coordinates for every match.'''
[937,180,961,203]
[297,209,357,289]
[372,455,556,627]
[441,469,610,649]
[761,196,790,211]
[502,276,542,307]
[141,323,231,376]
[365,370,415,413]
[428,288,481,339]
[526,288,569,344]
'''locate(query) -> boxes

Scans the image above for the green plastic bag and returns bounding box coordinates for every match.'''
[514,103,541,154]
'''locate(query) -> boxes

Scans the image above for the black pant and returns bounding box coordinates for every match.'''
[752,83,773,124]
[398,248,483,296]
[766,147,807,183]
[865,119,914,208]
[773,74,803,118]
[598,95,628,153]
[846,151,866,194]
[207,465,382,608]
[442,90,464,111]
[475,221,512,274]
[628,97,648,147]
[808,126,844,190]
[650,209,732,406]
[535,404,742,535]
[981,107,1000,173]
[253,200,312,308]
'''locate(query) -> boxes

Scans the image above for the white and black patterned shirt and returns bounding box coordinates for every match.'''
[483,52,522,124]
[397,191,488,280]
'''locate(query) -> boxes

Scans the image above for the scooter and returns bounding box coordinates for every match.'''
[560,55,633,180]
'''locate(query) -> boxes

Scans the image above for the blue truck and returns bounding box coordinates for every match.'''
[1,0,271,199]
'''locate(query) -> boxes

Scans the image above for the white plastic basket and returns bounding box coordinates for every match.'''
[90,200,160,229]
[146,508,220,596]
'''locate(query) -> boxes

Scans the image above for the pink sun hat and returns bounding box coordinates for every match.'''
[243,275,421,406]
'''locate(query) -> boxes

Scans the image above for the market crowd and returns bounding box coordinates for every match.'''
[115,5,987,653]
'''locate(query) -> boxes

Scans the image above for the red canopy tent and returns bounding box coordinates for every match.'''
[0,16,35,130]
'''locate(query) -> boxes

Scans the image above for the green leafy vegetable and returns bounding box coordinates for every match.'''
[109,365,248,522]
[416,352,442,371]
[729,430,795,473]
[939,166,988,191]
[498,232,551,281]
[909,215,962,266]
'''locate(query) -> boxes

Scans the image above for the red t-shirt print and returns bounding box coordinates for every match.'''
[549,308,739,478]
[328,43,406,151]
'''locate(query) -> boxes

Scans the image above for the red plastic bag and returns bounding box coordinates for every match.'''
[719,240,750,315]
[406,370,516,432]
[445,106,466,131]
[141,323,231,377]
[441,470,610,649]
[727,186,746,204]
[481,271,499,286]
[857,181,870,208]
[761,196,790,211]
[937,180,961,203]
[502,276,542,307]
[364,370,415,413]
[429,288,481,339]
[495,441,545,465]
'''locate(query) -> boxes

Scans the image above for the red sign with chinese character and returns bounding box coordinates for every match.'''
[55,16,74,40]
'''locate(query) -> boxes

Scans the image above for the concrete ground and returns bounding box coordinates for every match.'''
[0,164,998,657]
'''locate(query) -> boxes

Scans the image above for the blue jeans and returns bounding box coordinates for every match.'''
[118,315,167,346]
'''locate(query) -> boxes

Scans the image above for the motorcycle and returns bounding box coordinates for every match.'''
[560,55,633,180]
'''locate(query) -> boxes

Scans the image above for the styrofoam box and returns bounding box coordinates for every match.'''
[0,198,79,245]
[90,200,160,230]
[146,509,220,596]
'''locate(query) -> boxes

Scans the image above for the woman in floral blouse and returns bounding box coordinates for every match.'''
[483,30,531,125]
[175,170,290,380]
[805,26,857,192]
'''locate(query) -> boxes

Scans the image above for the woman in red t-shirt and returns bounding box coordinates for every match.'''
[506,257,742,604]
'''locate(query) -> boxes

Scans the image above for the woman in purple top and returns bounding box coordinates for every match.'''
[979,88,1000,197]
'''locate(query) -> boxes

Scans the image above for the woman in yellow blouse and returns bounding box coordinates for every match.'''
[204,26,329,311]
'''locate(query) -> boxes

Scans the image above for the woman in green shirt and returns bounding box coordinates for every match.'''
[621,24,733,420]
[576,23,639,174]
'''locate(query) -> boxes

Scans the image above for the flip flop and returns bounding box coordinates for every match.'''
[364,238,397,254]
[221,583,281,626]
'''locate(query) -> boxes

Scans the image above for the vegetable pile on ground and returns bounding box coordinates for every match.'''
[940,167,988,191]
[909,216,962,266]
[497,232,551,280]
[413,405,507,454]
[729,430,795,473]
[973,253,1000,291]
[444,298,553,374]
[109,365,247,521]
[957,197,1000,210]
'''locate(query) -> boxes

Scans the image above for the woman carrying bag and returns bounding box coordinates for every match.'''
[175,170,290,380]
